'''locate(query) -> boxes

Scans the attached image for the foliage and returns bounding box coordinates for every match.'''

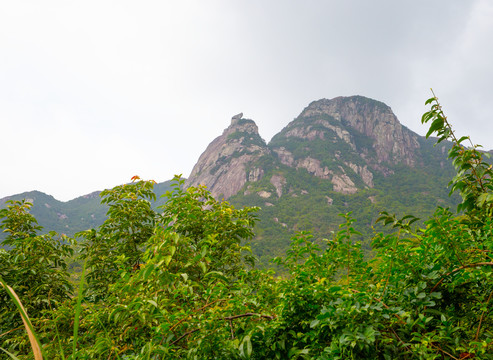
[0,278,44,360]
[32,175,268,359]
[78,176,158,301]
[250,94,493,359]
[0,181,174,242]
[0,200,73,356]
[422,90,493,218]
[1,95,492,359]
[226,126,267,148]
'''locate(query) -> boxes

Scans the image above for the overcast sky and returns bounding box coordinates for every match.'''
[1,1,492,201]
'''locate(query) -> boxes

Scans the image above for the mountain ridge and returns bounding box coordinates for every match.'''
[185,95,462,263]
[0,181,173,239]
[187,96,431,200]
[1,95,466,263]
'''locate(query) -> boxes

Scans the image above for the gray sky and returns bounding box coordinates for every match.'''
[1,1,492,201]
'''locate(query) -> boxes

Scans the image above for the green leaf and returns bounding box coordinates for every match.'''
[426,118,445,138]
[310,319,320,328]
[143,264,156,281]
[421,111,434,124]
[246,335,252,357]
[146,299,158,308]
[0,347,21,360]
[170,245,176,256]
[424,97,436,105]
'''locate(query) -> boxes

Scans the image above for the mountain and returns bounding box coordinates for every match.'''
[1,95,464,264]
[185,114,271,199]
[0,181,174,239]
[186,96,461,264]
[186,96,423,199]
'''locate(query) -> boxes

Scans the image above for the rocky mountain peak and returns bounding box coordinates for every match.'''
[231,112,243,125]
[185,114,270,199]
[187,96,424,201]
[262,96,422,196]
[298,96,419,166]
[225,116,259,137]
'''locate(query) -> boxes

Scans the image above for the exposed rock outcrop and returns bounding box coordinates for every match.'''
[299,96,419,165]
[248,167,264,182]
[258,191,272,198]
[187,96,423,200]
[332,173,358,194]
[270,174,287,198]
[345,162,374,188]
[296,157,332,179]
[185,114,270,199]
[273,147,295,167]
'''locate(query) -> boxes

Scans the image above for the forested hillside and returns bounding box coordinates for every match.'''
[187,96,462,263]
[0,181,173,240]
[1,97,463,265]
[1,96,492,359]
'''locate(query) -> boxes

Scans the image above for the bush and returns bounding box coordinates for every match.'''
[1,94,492,359]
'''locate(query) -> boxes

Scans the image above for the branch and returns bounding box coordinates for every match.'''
[430,262,493,293]
[222,313,275,321]
[429,342,460,360]
[168,299,227,333]
[170,311,275,346]
[229,319,235,340]
[475,289,493,341]
[169,316,189,334]
[351,289,405,325]
[171,328,200,345]
[388,327,412,354]
[0,326,24,339]
[194,298,227,313]
[428,90,486,193]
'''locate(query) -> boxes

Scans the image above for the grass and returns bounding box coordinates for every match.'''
[72,260,87,358]
[0,277,44,360]
[0,261,87,359]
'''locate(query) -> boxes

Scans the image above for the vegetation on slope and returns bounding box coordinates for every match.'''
[0,95,492,359]
[0,181,173,240]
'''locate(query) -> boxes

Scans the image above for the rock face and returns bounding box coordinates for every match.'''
[182,96,461,266]
[270,174,286,197]
[296,157,332,179]
[267,95,421,195]
[298,96,419,165]
[187,96,422,199]
[185,115,270,199]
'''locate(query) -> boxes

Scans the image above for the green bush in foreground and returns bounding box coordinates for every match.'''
[0,94,492,359]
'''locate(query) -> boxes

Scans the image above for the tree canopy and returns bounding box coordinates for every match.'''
[1,95,492,359]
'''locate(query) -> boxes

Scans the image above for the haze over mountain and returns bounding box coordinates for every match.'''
[2,96,461,262]
[0,182,173,239]
[186,96,460,262]
[187,96,422,197]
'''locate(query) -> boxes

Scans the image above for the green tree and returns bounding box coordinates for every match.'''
[41,176,273,359]
[0,200,73,356]
[78,176,158,301]
[2,94,492,359]
[251,93,493,359]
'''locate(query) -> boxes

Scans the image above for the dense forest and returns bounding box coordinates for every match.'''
[1,96,492,359]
